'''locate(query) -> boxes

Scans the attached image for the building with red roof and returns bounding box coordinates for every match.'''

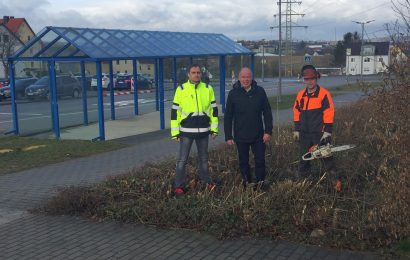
[0,16,38,78]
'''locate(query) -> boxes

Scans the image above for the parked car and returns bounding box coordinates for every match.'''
[0,77,38,100]
[140,73,155,84]
[0,78,10,89]
[25,75,81,100]
[74,74,93,90]
[131,75,154,90]
[114,74,132,90]
[0,87,8,101]
[91,73,111,90]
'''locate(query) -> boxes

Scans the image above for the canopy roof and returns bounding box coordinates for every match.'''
[11,26,252,61]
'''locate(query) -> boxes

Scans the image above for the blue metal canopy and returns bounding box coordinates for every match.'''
[11,26,252,61]
[8,26,254,141]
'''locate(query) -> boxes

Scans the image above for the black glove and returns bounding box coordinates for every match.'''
[320,132,331,145]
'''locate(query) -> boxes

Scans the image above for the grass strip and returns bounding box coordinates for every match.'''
[0,136,126,174]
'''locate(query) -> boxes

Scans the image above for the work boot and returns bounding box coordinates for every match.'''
[174,187,186,197]
[207,182,216,191]
[296,170,310,180]
[335,179,342,193]
[254,181,270,192]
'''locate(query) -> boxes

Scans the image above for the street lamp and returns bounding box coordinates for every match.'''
[352,20,375,80]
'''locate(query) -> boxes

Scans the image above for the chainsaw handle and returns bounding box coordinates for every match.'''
[302,152,315,161]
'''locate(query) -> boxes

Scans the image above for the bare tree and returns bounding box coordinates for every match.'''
[0,29,21,78]
[392,0,410,33]
[385,0,410,87]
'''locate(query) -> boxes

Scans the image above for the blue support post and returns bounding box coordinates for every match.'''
[173,57,177,90]
[158,58,165,129]
[155,59,159,111]
[109,62,115,120]
[80,61,88,125]
[8,61,19,135]
[48,60,60,139]
[219,56,226,113]
[96,61,105,141]
[132,59,139,115]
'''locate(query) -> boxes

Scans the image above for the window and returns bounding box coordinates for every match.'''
[350,68,355,72]
[3,34,9,42]
[27,35,30,41]
[116,60,119,65]
[147,65,151,70]
[139,65,142,70]
[378,57,383,62]
[364,57,370,62]
[350,58,355,62]
[124,60,127,64]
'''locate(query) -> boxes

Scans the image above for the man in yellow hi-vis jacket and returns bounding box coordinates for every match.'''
[170,64,218,196]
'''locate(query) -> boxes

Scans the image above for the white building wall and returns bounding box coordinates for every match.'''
[363,55,373,75]
[346,54,389,75]
[346,55,361,75]
[375,55,389,73]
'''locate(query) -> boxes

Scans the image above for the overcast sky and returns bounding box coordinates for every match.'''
[0,0,399,42]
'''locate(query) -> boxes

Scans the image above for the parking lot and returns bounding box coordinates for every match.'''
[0,75,379,137]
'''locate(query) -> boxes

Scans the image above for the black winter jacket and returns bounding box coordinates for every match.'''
[224,80,273,143]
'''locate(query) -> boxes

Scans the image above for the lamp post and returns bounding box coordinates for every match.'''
[352,20,375,80]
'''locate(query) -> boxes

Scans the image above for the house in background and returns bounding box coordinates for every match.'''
[0,16,39,78]
[112,59,155,78]
[345,42,390,75]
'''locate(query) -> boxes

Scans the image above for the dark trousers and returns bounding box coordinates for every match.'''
[299,132,335,176]
[236,140,266,183]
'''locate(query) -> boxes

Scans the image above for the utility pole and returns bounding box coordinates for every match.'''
[271,0,307,100]
[352,20,375,80]
[262,44,265,81]
[282,1,306,76]
[270,0,283,101]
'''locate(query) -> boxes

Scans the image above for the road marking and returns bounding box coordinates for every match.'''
[92,99,157,107]
[0,99,174,126]
[0,112,42,116]
[21,112,43,116]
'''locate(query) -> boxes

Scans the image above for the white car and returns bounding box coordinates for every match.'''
[91,73,111,90]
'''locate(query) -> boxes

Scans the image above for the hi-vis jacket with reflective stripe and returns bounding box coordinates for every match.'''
[171,80,218,139]
[293,86,334,133]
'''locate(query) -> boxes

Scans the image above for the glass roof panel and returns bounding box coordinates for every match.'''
[56,43,80,57]
[13,26,252,60]
[19,30,60,58]
[40,37,70,57]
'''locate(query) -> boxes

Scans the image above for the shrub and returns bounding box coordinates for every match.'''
[39,70,409,252]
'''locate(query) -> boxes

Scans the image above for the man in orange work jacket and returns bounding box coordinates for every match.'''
[293,65,335,179]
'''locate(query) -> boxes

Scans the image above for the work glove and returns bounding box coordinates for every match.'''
[320,132,332,145]
[293,131,300,142]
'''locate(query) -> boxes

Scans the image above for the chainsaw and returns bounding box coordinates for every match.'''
[302,143,356,161]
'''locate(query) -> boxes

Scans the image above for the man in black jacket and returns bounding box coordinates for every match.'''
[224,67,273,189]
